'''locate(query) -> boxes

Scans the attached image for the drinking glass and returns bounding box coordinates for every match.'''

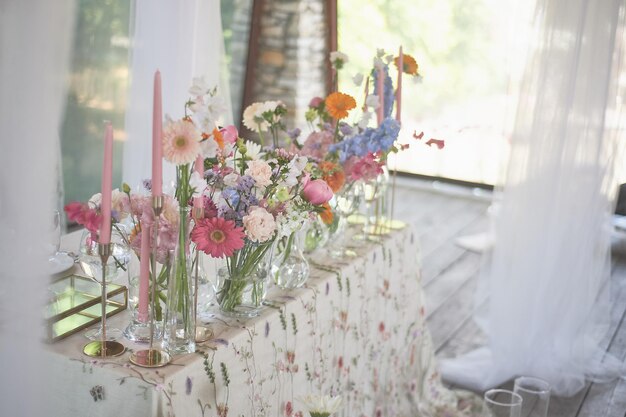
[513,376,550,417]
[482,389,522,417]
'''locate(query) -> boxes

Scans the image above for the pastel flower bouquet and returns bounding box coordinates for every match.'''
[190,125,333,315]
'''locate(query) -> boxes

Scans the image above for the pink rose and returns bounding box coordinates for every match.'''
[302,179,333,205]
[242,207,276,242]
[245,159,273,188]
[220,125,239,143]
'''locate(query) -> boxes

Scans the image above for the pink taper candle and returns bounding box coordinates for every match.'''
[151,70,163,196]
[193,155,204,209]
[377,67,384,126]
[138,223,150,322]
[99,122,113,244]
[396,46,403,123]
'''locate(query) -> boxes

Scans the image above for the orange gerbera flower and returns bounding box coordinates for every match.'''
[319,161,346,193]
[325,92,356,120]
[395,54,419,76]
[212,127,225,149]
[319,202,334,225]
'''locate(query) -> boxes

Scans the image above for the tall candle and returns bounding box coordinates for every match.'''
[193,155,204,209]
[377,67,384,126]
[99,122,113,244]
[138,223,150,322]
[152,70,163,196]
[396,46,403,123]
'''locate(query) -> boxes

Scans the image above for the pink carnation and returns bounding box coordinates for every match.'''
[344,153,384,182]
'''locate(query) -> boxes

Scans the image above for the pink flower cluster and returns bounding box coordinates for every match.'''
[64,202,101,239]
[344,153,384,182]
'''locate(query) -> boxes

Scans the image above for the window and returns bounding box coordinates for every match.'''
[60,1,252,206]
[338,0,534,186]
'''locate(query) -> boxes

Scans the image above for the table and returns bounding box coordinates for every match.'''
[47,226,480,417]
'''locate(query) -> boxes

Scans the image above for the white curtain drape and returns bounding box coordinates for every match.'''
[441,0,626,396]
[122,0,232,189]
[0,1,75,416]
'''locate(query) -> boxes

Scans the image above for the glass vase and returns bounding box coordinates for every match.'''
[123,253,166,343]
[327,183,363,256]
[272,232,310,289]
[363,167,390,237]
[162,207,195,354]
[300,215,330,254]
[217,243,273,318]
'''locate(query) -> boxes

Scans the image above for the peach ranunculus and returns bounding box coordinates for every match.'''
[242,207,276,243]
[244,159,273,188]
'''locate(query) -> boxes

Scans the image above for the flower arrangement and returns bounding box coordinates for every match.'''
[190,127,333,312]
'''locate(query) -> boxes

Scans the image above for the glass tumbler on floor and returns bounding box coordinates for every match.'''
[513,376,550,417]
[482,389,522,417]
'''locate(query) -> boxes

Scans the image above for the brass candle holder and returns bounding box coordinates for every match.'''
[129,195,171,367]
[192,206,213,344]
[83,243,126,358]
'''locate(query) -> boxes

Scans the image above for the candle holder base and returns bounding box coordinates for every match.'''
[83,340,126,358]
[129,348,171,368]
[195,325,213,343]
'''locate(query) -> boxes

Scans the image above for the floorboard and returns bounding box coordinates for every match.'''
[392,183,626,417]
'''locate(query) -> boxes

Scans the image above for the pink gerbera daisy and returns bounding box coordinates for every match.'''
[162,119,202,165]
[191,217,245,258]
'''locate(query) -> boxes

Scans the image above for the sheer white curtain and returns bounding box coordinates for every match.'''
[0,1,75,416]
[441,0,626,396]
[123,0,232,189]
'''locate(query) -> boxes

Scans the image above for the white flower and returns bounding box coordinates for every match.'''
[88,192,102,208]
[244,140,263,160]
[384,54,394,64]
[245,159,273,188]
[330,51,349,70]
[373,56,384,70]
[276,205,310,238]
[299,394,342,417]
[358,111,373,129]
[352,73,364,87]
[243,207,276,242]
[189,171,207,199]
[365,94,380,109]
[376,48,385,58]
[223,172,239,187]
[200,137,218,159]
[189,76,210,97]
[243,102,270,132]
[280,156,308,187]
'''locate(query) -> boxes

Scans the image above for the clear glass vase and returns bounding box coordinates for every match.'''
[272,232,310,289]
[363,167,390,236]
[124,257,165,343]
[162,207,195,354]
[217,244,273,318]
[300,215,330,254]
[326,183,364,256]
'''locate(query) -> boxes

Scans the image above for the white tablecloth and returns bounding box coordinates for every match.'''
[48,226,479,417]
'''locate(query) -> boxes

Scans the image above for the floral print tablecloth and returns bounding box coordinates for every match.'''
[47,226,480,417]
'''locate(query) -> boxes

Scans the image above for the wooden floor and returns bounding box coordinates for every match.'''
[392,178,626,417]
